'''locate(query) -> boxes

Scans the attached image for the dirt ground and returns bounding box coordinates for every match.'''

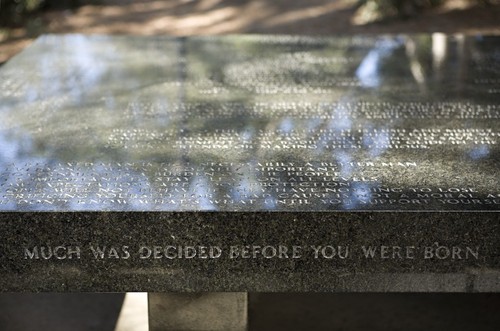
[1,0,500,64]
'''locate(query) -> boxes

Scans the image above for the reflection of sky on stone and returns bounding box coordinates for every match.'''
[314,136,327,155]
[128,101,144,121]
[125,97,173,127]
[306,118,323,131]
[0,35,498,212]
[241,127,254,143]
[36,35,105,103]
[0,133,18,163]
[0,133,21,211]
[39,53,59,101]
[239,161,274,210]
[469,145,490,160]
[264,196,277,209]
[128,173,152,210]
[356,51,380,87]
[363,128,390,158]
[24,86,38,103]
[317,101,353,157]
[230,176,250,202]
[336,151,353,177]
[190,175,216,210]
[0,132,46,210]
[152,98,171,126]
[278,117,294,134]
[69,190,97,211]
[327,103,351,131]
[68,35,106,100]
[305,117,325,156]
[356,38,401,88]
[347,182,373,210]
[104,95,117,110]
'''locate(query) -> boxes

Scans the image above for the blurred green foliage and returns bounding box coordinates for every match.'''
[1,0,498,28]
[354,0,497,24]
[0,0,44,26]
[0,0,85,26]
[358,0,444,17]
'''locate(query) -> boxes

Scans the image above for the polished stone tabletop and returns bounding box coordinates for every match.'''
[0,34,498,212]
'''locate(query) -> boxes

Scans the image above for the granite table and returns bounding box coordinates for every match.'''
[0,34,498,330]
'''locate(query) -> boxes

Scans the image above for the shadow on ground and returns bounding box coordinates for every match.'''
[249,293,500,331]
[1,293,500,330]
[1,0,500,64]
[0,293,124,331]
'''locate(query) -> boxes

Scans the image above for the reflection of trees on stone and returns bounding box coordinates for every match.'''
[0,35,498,211]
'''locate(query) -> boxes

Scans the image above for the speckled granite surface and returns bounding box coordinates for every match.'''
[0,35,498,291]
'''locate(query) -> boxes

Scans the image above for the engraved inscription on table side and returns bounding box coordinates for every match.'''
[23,243,480,261]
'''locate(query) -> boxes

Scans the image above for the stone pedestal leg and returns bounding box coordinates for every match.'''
[148,292,248,331]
